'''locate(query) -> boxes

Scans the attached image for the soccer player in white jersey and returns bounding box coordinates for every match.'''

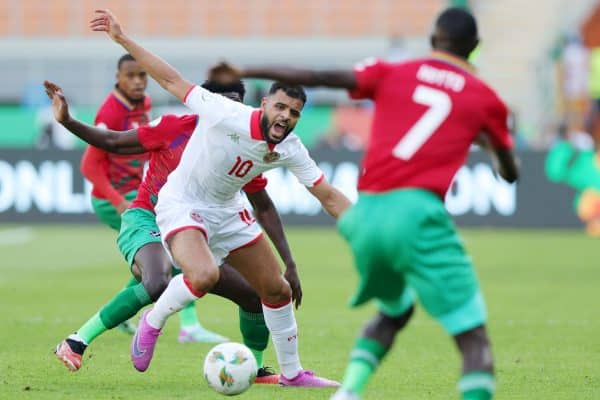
[91,10,351,387]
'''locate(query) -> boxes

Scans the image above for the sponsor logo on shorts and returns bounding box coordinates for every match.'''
[190,210,204,223]
[149,230,161,238]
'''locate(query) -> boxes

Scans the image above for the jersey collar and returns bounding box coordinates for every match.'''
[250,109,277,151]
[429,51,477,75]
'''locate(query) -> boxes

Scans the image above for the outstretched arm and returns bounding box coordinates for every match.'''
[307,180,351,219]
[44,81,145,154]
[246,189,302,308]
[210,61,358,90]
[90,9,193,102]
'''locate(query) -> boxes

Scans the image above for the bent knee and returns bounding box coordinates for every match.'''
[143,274,171,301]
[261,276,292,304]
[186,266,220,293]
[365,306,414,338]
[239,292,262,313]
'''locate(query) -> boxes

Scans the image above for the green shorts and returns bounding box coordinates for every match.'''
[116,207,162,268]
[337,189,486,335]
[91,190,138,231]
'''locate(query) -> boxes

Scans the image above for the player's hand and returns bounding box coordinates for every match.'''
[116,200,131,215]
[90,9,124,42]
[284,261,303,309]
[43,81,70,124]
[208,61,243,84]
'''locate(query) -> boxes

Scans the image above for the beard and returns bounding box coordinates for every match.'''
[260,114,291,144]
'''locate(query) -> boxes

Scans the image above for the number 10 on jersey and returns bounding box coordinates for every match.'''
[228,156,254,178]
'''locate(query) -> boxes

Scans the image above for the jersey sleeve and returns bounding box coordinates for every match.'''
[483,92,514,150]
[80,145,124,206]
[242,174,268,194]
[184,85,245,126]
[285,138,325,187]
[348,58,387,100]
[137,114,197,151]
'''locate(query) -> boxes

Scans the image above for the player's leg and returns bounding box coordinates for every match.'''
[331,194,417,399]
[454,325,495,400]
[114,277,140,334]
[54,200,143,371]
[91,191,139,334]
[209,262,278,383]
[121,207,226,343]
[135,245,228,345]
[131,228,219,372]
[405,190,495,399]
[226,235,339,387]
[334,306,415,400]
[135,243,227,344]
[54,275,151,371]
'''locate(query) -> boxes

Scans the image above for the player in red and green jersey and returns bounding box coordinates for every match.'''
[81,53,151,223]
[79,54,226,343]
[80,53,150,335]
[211,7,519,400]
[46,79,297,383]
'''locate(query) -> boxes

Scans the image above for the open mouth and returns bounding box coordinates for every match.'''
[270,122,287,140]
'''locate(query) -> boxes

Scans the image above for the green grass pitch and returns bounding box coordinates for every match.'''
[0,225,598,399]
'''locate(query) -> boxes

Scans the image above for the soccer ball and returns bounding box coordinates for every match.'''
[203,342,258,396]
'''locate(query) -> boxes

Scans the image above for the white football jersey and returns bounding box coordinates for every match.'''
[158,85,324,207]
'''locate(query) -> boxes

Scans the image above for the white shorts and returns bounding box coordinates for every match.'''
[155,197,263,266]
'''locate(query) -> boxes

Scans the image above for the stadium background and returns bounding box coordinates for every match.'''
[1,1,599,399]
[3,0,600,229]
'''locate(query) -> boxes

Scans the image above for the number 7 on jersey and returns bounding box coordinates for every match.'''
[392,85,452,160]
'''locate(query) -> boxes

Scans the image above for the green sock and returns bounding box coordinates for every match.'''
[178,301,199,328]
[459,371,495,400]
[123,276,141,289]
[341,337,389,396]
[122,276,139,289]
[239,309,269,368]
[78,283,151,344]
[97,283,152,331]
[77,312,107,345]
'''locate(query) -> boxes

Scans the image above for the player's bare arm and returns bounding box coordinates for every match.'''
[246,189,303,308]
[307,180,352,219]
[210,61,358,90]
[44,80,146,155]
[475,134,519,183]
[492,148,519,183]
[90,9,193,102]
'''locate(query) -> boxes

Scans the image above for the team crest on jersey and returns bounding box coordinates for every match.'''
[190,211,204,223]
[263,151,280,163]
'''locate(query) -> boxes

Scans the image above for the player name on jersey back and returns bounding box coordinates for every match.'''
[417,64,465,92]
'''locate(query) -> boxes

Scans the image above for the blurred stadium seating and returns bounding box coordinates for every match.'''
[0,1,443,107]
[0,0,441,37]
[3,1,600,230]
[0,0,598,148]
